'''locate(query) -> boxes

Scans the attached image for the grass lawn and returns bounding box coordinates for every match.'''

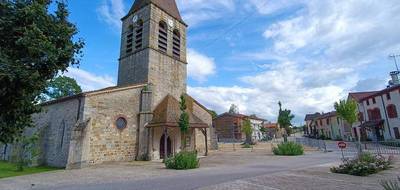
[0,161,60,179]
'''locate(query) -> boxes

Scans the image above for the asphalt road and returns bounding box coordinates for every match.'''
[44,152,342,190]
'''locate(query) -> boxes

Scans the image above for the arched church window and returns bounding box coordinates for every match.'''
[158,21,168,53]
[126,25,134,53]
[172,29,181,58]
[135,20,143,50]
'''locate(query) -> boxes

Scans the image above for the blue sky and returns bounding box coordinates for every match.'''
[63,0,400,124]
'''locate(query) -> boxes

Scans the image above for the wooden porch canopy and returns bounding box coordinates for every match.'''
[146,95,209,129]
[359,120,384,129]
[146,95,210,158]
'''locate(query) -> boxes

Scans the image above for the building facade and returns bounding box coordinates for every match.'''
[0,0,217,169]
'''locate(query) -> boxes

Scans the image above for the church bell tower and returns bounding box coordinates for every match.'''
[118,0,188,104]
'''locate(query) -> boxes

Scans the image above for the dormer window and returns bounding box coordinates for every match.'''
[173,29,180,58]
[158,21,168,53]
[135,20,143,50]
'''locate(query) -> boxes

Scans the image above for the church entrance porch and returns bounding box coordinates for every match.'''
[159,134,172,159]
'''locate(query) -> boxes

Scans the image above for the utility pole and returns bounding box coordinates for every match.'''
[389,54,400,71]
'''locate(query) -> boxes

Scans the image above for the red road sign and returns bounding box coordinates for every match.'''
[338,141,347,149]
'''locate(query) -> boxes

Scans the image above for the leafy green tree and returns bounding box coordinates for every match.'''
[39,76,82,101]
[242,119,253,145]
[179,95,190,150]
[334,99,358,127]
[228,104,239,114]
[277,102,295,140]
[0,1,84,144]
[208,110,218,119]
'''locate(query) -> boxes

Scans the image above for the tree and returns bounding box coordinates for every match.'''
[179,95,190,150]
[208,110,218,119]
[334,100,358,127]
[277,102,295,140]
[0,1,84,144]
[228,104,239,114]
[39,76,82,101]
[242,119,253,145]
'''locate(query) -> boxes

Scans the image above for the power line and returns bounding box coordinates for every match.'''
[202,1,269,49]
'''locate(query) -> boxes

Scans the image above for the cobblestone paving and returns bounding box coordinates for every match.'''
[197,161,400,190]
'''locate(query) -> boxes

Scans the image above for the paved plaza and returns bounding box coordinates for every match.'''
[1,144,399,190]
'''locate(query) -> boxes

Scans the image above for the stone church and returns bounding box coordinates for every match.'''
[1,0,217,169]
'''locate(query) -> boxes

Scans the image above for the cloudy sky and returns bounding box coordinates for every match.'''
[64,0,400,124]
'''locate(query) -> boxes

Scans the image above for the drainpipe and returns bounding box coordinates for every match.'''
[380,95,393,140]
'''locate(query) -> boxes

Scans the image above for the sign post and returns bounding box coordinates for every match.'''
[337,141,347,160]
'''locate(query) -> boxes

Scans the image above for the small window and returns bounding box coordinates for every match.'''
[372,98,376,104]
[158,21,168,53]
[387,104,398,119]
[366,100,370,106]
[358,112,364,122]
[387,93,391,100]
[326,119,330,125]
[394,127,400,139]
[116,117,127,130]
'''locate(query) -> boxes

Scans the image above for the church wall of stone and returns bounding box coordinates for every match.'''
[191,102,218,153]
[83,87,142,165]
[148,49,187,108]
[118,5,151,86]
[33,99,81,168]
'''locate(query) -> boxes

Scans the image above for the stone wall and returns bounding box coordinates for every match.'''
[192,101,218,152]
[83,87,143,165]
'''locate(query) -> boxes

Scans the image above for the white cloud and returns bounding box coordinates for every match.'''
[176,0,235,26]
[187,49,216,82]
[64,68,116,91]
[97,0,126,30]
[191,0,400,123]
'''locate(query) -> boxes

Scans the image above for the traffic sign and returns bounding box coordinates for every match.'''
[338,141,347,149]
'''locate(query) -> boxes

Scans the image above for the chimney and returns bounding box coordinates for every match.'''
[389,71,400,87]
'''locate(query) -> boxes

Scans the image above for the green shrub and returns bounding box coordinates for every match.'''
[242,144,252,148]
[330,153,392,176]
[273,142,304,156]
[381,177,400,190]
[165,151,199,170]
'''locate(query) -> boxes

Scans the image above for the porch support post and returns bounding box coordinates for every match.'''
[163,126,168,162]
[201,128,208,156]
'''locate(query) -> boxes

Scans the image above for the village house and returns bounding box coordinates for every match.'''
[213,113,268,142]
[355,85,400,141]
[0,0,217,169]
[263,122,281,139]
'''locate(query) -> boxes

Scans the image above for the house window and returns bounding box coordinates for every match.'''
[319,120,322,126]
[394,127,400,139]
[116,117,127,130]
[326,119,330,125]
[372,98,376,104]
[172,29,180,58]
[358,112,364,122]
[158,21,168,53]
[135,20,143,50]
[366,100,370,106]
[387,93,391,100]
[369,108,381,120]
[126,25,134,53]
[387,104,398,118]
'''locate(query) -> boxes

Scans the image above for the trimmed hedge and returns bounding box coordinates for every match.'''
[273,142,304,156]
[331,153,392,176]
[165,151,199,170]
